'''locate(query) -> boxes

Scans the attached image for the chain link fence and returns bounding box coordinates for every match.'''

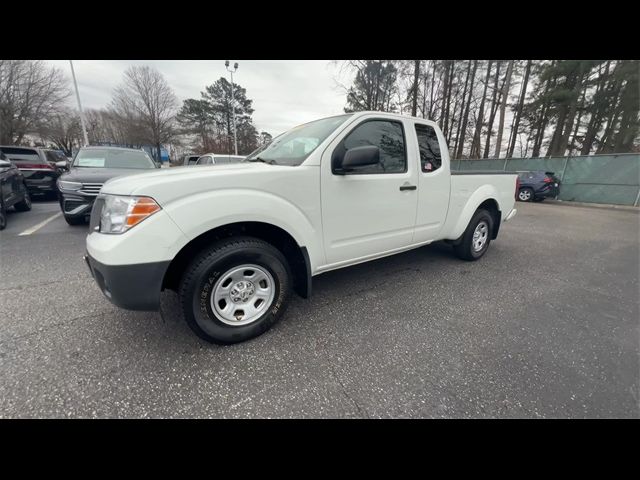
[452,153,640,206]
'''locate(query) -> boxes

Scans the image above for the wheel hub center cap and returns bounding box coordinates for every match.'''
[230,281,255,303]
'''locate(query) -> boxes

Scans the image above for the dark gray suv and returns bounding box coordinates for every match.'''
[516,171,561,202]
[57,146,159,225]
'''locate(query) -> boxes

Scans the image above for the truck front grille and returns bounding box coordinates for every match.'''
[79,183,104,196]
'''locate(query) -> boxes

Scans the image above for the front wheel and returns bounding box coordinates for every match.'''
[14,189,32,212]
[179,236,292,344]
[453,209,494,261]
[0,205,6,230]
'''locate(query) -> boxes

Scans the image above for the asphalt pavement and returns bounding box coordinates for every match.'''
[0,199,638,418]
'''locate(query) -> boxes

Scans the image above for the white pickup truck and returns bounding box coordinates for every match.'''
[85,111,518,344]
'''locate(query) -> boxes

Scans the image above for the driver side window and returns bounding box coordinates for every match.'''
[332,119,406,175]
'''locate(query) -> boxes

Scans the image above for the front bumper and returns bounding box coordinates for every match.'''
[60,191,96,219]
[23,172,59,194]
[84,253,170,311]
[536,184,560,198]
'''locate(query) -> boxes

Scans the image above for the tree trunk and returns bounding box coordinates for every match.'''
[494,60,514,158]
[507,60,532,158]
[443,61,455,138]
[568,86,588,156]
[580,61,610,155]
[411,60,420,117]
[455,60,478,159]
[453,61,472,157]
[483,61,502,158]
[439,61,450,132]
[471,60,492,159]
[558,63,589,155]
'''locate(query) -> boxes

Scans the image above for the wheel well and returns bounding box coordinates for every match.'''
[162,222,311,298]
[478,199,501,240]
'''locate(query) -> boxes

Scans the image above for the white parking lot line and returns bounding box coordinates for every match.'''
[18,212,63,236]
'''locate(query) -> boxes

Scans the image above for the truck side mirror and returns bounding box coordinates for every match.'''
[335,145,380,174]
[55,160,68,170]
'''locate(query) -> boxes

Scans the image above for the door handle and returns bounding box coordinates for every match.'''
[399,184,417,191]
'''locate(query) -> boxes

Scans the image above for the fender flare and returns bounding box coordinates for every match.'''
[448,185,502,241]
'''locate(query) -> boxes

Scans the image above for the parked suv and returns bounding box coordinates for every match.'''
[57,146,160,225]
[516,171,560,202]
[179,154,201,166]
[0,146,62,198]
[0,151,32,230]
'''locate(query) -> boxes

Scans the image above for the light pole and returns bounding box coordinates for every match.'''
[225,60,239,155]
[69,60,89,147]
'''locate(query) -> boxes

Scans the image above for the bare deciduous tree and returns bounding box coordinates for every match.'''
[38,108,82,155]
[111,65,178,160]
[0,60,71,145]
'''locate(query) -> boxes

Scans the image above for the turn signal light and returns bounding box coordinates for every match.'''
[126,197,161,227]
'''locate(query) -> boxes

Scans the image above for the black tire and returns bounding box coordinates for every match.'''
[517,187,534,202]
[0,204,6,231]
[14,189,32,212]
[179,236,292,344]
[64,214,86,226]
[453,209,494,261]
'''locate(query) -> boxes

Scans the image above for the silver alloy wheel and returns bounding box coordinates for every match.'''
[472,220,489,252]
[519,189,531,201]
[210,264,276,326]
[25,193,31,208]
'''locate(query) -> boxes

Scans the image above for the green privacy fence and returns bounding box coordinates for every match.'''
[451,153,640,206]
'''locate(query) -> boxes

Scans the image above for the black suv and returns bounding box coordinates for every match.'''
[0,146,63,198]
[516,171,561,202]
[57,146,160,225]
[0,151,32,230]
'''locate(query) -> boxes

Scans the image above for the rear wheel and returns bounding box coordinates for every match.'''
[64,214,85,226]
[0,205,6,231]
[179,236,292,344]
[518,187,534,202]
[14,189,32,212]
[453,209,494,261]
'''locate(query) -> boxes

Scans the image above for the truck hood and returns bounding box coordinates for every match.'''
[100,162,295,202]
[61,167,156,184]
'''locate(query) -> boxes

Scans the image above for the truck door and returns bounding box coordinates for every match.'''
[412,122,450,243]
[321,117,419,266]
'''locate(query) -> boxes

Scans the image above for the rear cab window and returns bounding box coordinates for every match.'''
[414,123,442,173]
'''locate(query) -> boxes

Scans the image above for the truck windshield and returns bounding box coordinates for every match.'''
[245,114,353,166]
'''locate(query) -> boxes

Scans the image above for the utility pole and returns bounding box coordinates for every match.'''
[69,60,89,147]
[225,60,239,155]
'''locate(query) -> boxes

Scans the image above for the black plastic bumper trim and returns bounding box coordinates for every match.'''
[84,253,170,311]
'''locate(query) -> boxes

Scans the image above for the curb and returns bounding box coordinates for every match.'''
[543,199,639,213]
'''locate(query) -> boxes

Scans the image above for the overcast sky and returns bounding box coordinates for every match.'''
[46,60,352,137]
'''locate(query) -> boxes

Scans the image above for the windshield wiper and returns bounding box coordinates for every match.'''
[247,156,277,165]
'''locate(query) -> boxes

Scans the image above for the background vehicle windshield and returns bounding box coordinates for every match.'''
[0,147,41,163]
[245,114,353,166]
[73,149,155,169]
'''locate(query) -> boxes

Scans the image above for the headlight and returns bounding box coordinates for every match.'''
[99,195,161,234]
[58,180,82,190]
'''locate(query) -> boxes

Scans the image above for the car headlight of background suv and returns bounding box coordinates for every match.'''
[99,194,161,234]
[58,180,82,191]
